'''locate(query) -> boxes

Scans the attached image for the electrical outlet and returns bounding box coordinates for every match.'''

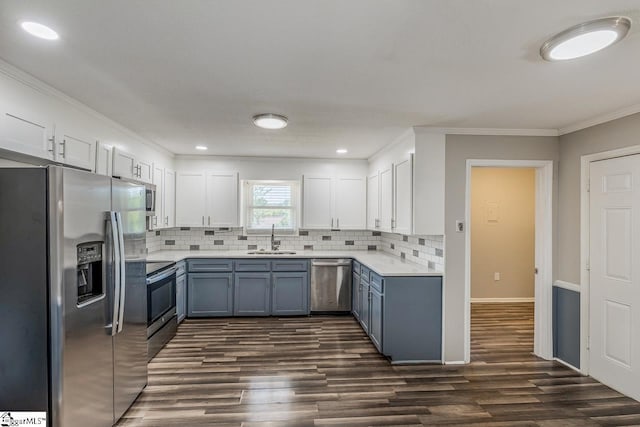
[456,220,464,232]
[494,272,500,281]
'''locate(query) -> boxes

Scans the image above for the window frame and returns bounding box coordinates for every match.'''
[242,179,300,235]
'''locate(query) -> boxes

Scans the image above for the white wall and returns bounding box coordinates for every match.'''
[0,61,174,170]
[174,155,368,180]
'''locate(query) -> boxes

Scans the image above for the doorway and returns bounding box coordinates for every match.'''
[463,160,554,364]
[470,167,536,361]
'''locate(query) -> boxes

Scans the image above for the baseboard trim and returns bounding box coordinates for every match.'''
[554,357,582,374]
[470,297,535,303]
[444,360,466,365]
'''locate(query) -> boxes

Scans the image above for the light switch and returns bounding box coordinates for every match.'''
[494,272,500,281]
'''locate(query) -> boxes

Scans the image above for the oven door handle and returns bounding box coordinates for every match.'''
[146,266,178,284]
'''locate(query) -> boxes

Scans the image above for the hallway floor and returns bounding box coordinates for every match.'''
[117,305,640,426]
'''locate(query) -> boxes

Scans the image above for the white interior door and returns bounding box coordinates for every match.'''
[589,154,640,400]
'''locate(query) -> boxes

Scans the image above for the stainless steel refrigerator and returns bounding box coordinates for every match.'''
[0,166,147,427]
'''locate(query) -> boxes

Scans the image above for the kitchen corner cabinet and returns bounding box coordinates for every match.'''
[187,273,234,317]
[176,170,239,227]
[369,286,383,352]
[367,173,379,230]
[95,142,113,176]
[272,272,309,315]
[352,270,360,320]
[358,273,370,334]
[1,103,55,161]
[176,263,186,324]
[368,154,413,234]
[234,272,271,316]
[112,147,152,183]
[302,175,366,229]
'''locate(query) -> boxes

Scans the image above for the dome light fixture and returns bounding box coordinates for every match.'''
[336,149,348,154]
[20,21,59,40]
[540,17,631,61]
[253,113,288,130]
[195,145,208,150]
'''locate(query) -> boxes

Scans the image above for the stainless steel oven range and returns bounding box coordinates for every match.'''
[146,261,178,360]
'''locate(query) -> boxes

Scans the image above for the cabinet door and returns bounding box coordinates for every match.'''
[164,169,176,228]
[55,130,96,171]
[303,176,333,229]
[176,274,186,323]
[0,107,54,160]
[367,173,379,230]
[95,142,112,176]
[379,166,393,232]
[359,280,370,333]
[152,165,164,229]
[137,159,153,184]
[369,287,383,352]
[394,156,413,234]
[112,148,136,179]
[335,177,366,229]
[205,171,239,227]
[352,272,360,320]
[234,272,271,316]
[187,273,233,317]
[272,272,309,316]
[176,171,206,227]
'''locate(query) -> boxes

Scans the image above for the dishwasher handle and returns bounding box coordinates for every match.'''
[311,261,352,267]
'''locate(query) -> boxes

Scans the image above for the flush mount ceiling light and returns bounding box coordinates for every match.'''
[253,113,288,130]
[20,21,59,40]
[336,149,348,154]
[540,17,631,61]
[195,145,208,150]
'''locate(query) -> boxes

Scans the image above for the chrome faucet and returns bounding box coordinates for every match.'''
[271,224,279,251]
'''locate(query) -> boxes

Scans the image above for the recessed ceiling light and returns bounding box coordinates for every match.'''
[253,113,288,130]
[336,149,348,154]
[195,145,208,150]
[540,17,631,61]
[20,21,59,40]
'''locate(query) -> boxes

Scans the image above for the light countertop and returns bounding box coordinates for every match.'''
[146,250,443,277]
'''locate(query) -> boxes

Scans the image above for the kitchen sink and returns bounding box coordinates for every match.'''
[247,250,297,255]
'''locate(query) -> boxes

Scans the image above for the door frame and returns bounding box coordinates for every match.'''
[464,159,554,363]
[580,144,640,376]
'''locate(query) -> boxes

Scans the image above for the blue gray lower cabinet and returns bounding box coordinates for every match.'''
[359,276,370,334]
[187,273,233,317]
[271,272,309,315]
[369,286,383,352]
[176,272,186,323]
[553,285,580,369]
[234,272,271,316]
[352,271,360,321]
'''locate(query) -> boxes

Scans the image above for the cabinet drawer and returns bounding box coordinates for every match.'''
[360,265,370,282]
[370,272,384,293]
[352,260,361,275]
[271,259,308,272]
[187,259,233,273]
[235,259,271,272]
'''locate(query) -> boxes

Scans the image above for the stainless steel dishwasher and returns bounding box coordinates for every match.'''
[310,259,352,312]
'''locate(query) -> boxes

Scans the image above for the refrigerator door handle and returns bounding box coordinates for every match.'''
[109,211,121,336]
[115,211,127,334]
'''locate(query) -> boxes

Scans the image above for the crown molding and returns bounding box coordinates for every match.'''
[0,59,174,158]
[367,127,415,162]
[414,126,559,137]
[558,103,640,135]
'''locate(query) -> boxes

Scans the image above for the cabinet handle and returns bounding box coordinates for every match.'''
[153,216,158,226]
[165,216,169,226]
[337,218,339,228]
[391,218,395,229]
[331,218,334,228]
[202,216,205,226]
[59,139,66,158]
[47,136,55,154]
[208,216,211,226]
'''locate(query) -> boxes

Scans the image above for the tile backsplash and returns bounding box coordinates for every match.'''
[147,227,444,268]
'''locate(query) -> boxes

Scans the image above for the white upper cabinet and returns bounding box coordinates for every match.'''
[95,142,113,176]
[164,169,176,228]
[112,147,153,183]
[393,155,413,235]
[303,176,333,229]
[176,171,206,227]
[303,175,366,229]
[367,173,379,230]
[205,171,239,227]
[0,105,54,160]
[379,166,393,232]
[152,165,164,229]
[176,170,239,227]
[54,128,96,171]
[335,177,366,229]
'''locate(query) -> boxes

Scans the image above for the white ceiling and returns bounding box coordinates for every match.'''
[1,1,639,159]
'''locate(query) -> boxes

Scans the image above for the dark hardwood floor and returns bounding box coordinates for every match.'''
[117,303,640,426]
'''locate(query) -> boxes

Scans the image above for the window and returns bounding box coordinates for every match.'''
[243,180,299,233]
